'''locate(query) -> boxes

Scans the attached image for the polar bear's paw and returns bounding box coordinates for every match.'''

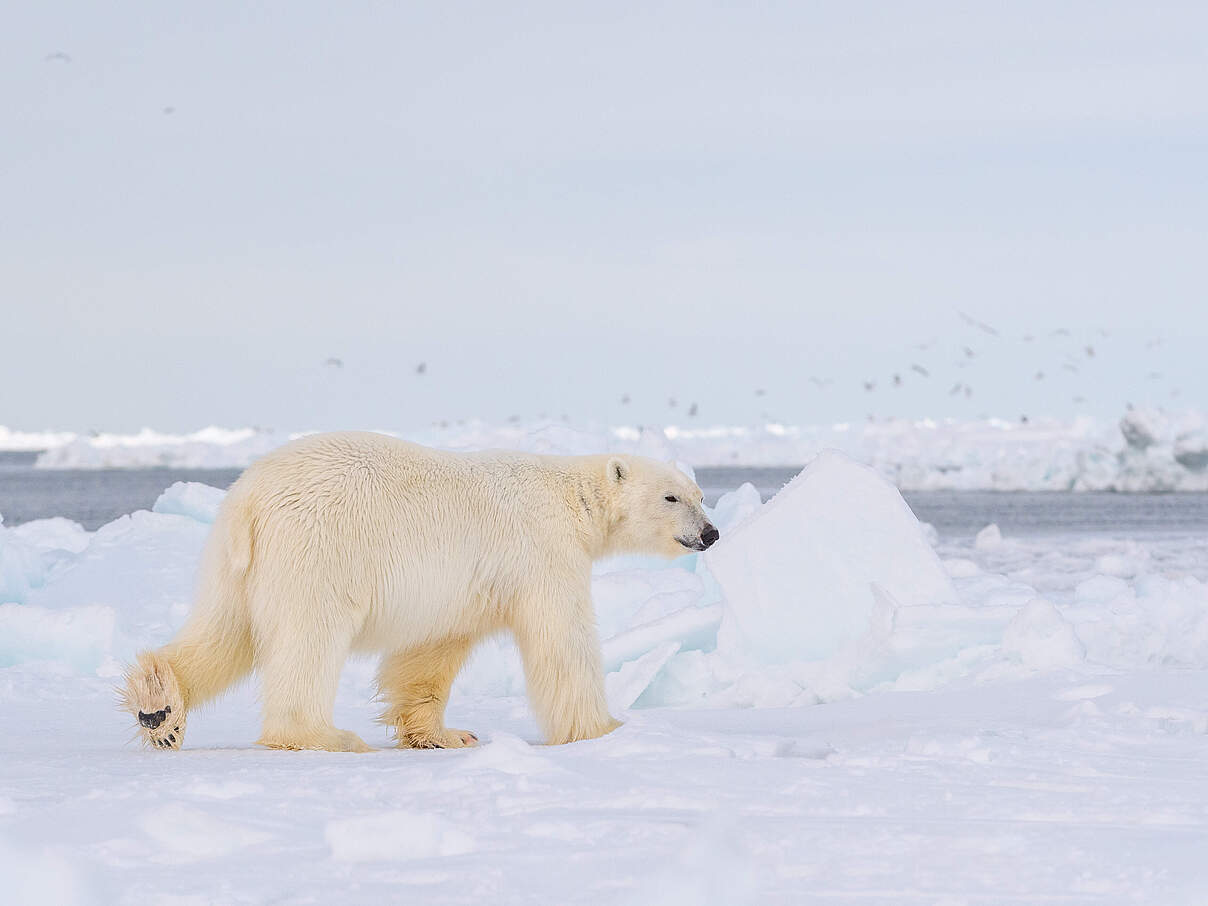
[257,727,374,753]
[400,727,479,749]
[120,651,186,750]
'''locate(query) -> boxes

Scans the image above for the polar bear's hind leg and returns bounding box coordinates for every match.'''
[120,617,254,750]
[254,593,373,753]
[378,635,479,749]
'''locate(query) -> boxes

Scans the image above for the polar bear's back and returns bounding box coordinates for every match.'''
[217,432,581,649]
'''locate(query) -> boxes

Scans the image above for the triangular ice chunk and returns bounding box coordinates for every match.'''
[705,450,957,664]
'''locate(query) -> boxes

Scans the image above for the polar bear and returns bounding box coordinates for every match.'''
[121,431,718,752]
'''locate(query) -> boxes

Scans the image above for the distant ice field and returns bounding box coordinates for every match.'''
[4,406,1208,491]
[4,455,1208,536]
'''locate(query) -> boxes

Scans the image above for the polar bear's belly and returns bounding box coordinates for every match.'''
[351,566,501,654]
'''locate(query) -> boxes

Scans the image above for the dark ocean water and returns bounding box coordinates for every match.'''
[2,453,1208,536]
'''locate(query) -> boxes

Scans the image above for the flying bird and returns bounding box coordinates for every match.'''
[863,380,876,392]
[754,388,766,397]
[1034,370,1045,380]
[620,394,630,405]
[809,377,833,389]
[668,397,677,408]
[416,362,426,375]
[963,346,976,358]
[323,357,343,369]
[911,363,930,377]
[1051,328,1071,337]
[949,382,963,396]
[892,373,902,387]
[687,403,698,417]
[958,311,999,336]
[1085,345,1095,358]
[44,51,71,63]
[162,106,176,115]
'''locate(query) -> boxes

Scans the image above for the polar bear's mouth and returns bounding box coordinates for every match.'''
[676,535,707,551]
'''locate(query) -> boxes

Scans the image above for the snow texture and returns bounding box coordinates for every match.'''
[1,452,1207,902]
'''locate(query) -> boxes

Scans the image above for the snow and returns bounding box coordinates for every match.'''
[1,455,1207,902]
[7,406,1208,490]
[325,810,475,862]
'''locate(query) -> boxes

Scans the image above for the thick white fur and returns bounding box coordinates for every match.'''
[121,432,712,752]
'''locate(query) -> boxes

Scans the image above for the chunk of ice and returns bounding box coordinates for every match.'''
[974,523,1003,550]
[706,450,957,665]
[1002,599,1085,670]
[152,482,227,524]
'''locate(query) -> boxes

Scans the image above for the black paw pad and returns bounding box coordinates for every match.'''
[138,709,167,730]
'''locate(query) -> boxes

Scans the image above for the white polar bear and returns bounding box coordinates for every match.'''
[121,432,718,752]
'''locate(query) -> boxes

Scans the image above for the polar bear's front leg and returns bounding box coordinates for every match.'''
[512,587,621,745]
[378,635,479,749]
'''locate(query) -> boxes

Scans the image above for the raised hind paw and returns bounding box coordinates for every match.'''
[120,651,186,751]
[400,727,479,750]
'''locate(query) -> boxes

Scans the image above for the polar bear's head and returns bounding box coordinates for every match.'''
[603,456,719,558]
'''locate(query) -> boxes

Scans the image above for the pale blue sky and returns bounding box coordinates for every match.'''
[4,2,1205,432]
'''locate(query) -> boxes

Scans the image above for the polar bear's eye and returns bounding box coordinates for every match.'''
[664,495,679,503]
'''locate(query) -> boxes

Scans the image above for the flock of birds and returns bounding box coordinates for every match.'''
[318,311,1179,425]
[42,48,1188,427]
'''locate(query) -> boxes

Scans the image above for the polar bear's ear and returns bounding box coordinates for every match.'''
[606,457,629,483]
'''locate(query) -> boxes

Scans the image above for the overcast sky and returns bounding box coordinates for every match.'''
[4,2,1206,432]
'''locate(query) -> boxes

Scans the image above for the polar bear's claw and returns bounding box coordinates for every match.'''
[402,728,479,749]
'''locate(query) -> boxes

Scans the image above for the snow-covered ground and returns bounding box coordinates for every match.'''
[6,407,1208,491]
[2,456,1207,903]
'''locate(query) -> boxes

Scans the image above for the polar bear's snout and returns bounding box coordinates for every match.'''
[678,521,719,551]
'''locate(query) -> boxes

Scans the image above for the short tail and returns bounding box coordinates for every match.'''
[119,494,257,750]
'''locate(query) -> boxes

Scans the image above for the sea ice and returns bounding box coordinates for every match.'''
[706,450,957,664]
[9,518,91,554]
[1,467,1208,901]
[152,481,227,523]
[974,523,1003,550]
[12,407,1208,490]
[1001,598,1085,670]
[0,602,116,671]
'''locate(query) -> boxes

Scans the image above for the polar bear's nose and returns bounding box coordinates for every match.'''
[701,523,720,548]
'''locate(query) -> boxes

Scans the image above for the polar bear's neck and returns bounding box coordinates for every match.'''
[552,455,623,560]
